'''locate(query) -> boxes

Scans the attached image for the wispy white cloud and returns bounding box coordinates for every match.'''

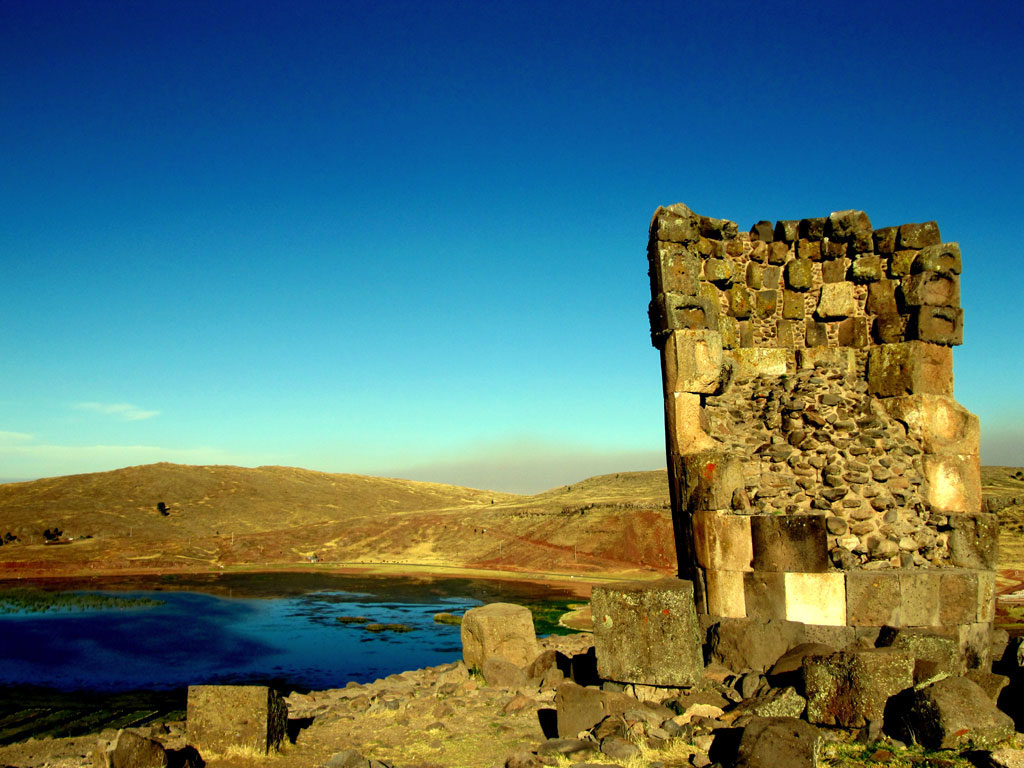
[0,430,34,444]
[74,402,160,421]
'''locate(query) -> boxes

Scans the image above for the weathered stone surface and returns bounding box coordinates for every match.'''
[876,627,964,676]
[650,242,701,296]
[666,391,717,455]
[705,568,746,618]
[661,330,724,394]
[887,676,1014,749]
[837,317,869,347]
[733,717,823,768]
[461,603,539,669]
[988,749,1024,768]
[742,571,786,621]
[924,453,982,515]
[680,451,746,511]
[732,687,807,719]
[897,221,941,249]
[816,282,858,319]
[866,342,953,397]
[866,280,898,316]
[799,218,827,240]
[820,256,848,282]
[650,292,717,335]
[774,220,799,243]
[699,215,739,240]
[728,285,752,319]
[693,510,753,572]
[481,657,529,689]
[826,210,873,242]
[730,348,789,378]
[965,669,1010,703]
[750,220,774,242]
[901,271,960,307]
[850,254,882,283]
[784,259,813,291]
[947,512,999,569]
[704,257,734,287]
[897,570,941,627]
[913,242,962,274]
[796,239,821,261]
[186,685,287,755]
[708,618,804,673]
[754,289,777,317]
[750,515,829,572]
[873,226,898,254]
[324,750,369,768]
[110,731,168,768]
[884,394,979,455]
[803,649,913,728]
[845,571,900,626]
[907,305,964,346]
[591,579,703,686]
[651,204,701,243]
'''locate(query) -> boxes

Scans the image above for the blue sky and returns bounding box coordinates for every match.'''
[1,0,1022,493]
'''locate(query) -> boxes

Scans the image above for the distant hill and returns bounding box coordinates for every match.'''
[0,463,675,580]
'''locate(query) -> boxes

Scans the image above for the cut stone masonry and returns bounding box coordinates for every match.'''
[647,203,993,652]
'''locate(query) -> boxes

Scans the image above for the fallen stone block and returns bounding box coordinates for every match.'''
[803,649,913,728]
[461,602,539,669]
[100,730,168,768]
[481,657,529,689]
[733,717,824,768]
[885,676,1014,750]
[186,685,287,756]
[591,578,703,687]
[875,627,964,677]
[553,681,635,739]
[707,617,804,674]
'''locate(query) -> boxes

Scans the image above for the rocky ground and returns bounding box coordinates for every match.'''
[5,621,1024,768]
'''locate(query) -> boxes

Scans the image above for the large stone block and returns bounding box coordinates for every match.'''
[876,627,964,676]
[978,570,996,623]
[661,330,724,394]
[750,515,829,573]
[897,221,941,249]
[815,282,858,319]
[680,451,746,511]
[845,571,900,627]
[591,578,703,686]
[784,572,846,626]
[708,617,805,673]
[796,347,855,373]
[729,348,789,377]
[803,649,913,728]
[939,570,980,625]
[912,242,961,275]
[665,392,717,456]
[887,676,1013,750]
[554,681,636,738]
[866,279,898,315]
[650,292,718,336]
[923,453,981,514]
[651,203,701,244]
[704,569,747,618]
[784,258,814,291]
[906,305,964,346]
[826,210,873,242]
[461,603,539,669]
[649,242,701,296]
[186,685,287,755]
[946,512,999,569]
[734,717,824,768]
[693,510,753,572]
[866,342,953,397]
[743,571,787,621]
[883,394,979,455]
[901,271,960,307]
[898,570,941,627]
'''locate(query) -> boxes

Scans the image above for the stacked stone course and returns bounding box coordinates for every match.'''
[647,204,993,657]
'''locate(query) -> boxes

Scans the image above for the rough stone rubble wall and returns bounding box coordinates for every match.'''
[647,204,994,647]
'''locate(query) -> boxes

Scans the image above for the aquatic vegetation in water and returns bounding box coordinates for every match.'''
[336,615,372,624]
[0,588,164,615]
[432,612,463,625]
[364,623,414,633]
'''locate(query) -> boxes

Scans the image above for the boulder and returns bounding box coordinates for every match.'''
[886,676,1014,750]
[734,717,824,768]
[803,649,913,728]
[461,603,538,669]
[481,657,528,689]
[323,750,369,768]
[186,685,287,755]
[554,681,635,739]
[103,730,168,768]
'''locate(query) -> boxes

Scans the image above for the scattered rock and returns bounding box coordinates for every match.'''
[461,603,539,669]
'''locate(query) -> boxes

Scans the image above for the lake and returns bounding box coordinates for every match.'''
[0,572,581,694]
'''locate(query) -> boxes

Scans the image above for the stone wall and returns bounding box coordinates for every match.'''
[647,204,994,646]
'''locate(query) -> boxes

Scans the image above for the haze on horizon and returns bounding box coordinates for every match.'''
[1,1,1022,494]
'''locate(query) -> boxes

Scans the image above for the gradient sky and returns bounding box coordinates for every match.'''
[1,0,1022,493]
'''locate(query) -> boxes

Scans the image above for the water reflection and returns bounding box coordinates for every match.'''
[0,573,573,693]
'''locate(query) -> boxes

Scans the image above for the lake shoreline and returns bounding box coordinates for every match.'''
[0,560,668,599]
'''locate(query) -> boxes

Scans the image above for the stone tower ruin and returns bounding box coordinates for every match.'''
[647,204,994,664]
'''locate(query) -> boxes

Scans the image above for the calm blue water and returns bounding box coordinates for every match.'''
[0,573,571,693]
